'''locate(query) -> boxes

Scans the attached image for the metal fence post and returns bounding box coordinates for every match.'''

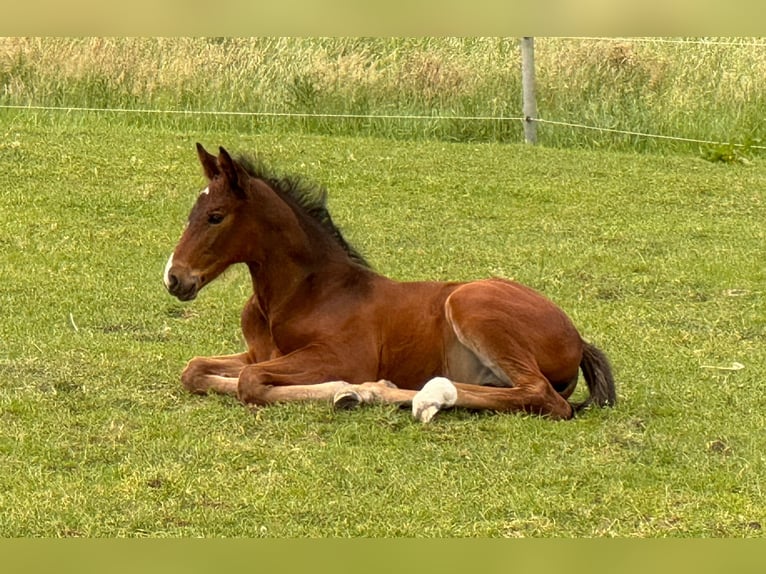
[521,37,538,145]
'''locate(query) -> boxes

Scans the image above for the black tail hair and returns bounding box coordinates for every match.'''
[574,341,617,412]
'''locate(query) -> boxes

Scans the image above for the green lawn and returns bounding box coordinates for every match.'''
[0,112,764,536]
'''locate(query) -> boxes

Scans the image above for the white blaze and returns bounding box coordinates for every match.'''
[163,253,174,288]
[201,186,210,196]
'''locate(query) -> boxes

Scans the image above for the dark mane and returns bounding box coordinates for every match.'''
[235,154,370,268]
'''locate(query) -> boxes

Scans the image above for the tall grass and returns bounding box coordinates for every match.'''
[0,37,764,153]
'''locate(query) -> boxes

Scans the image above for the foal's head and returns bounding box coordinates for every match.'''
[164,144,257,301]
[165,143,369,301]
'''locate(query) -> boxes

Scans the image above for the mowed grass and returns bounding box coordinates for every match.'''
[0,112,765,537]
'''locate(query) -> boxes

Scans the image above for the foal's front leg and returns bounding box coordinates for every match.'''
[236,347,352,405]
[332,380,418,410]
[235,346,391,406]
[218,347,452,417]
[181,351,251,396]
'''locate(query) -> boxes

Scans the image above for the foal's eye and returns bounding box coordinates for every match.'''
[207,212,225,225]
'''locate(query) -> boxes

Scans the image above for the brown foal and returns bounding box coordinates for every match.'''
[164,144,616,422]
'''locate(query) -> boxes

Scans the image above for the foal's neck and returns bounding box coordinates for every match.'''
[247,253,369,319]
[244,218,368,318]
[243,177,371,317]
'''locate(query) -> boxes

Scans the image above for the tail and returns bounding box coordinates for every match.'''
[573,341,617,412]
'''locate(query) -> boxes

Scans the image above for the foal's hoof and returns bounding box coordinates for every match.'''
[413,403,440,424]
[411,377,458,423]
[333,389,362,410]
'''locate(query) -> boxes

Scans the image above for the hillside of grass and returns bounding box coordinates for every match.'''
[1,37,764,154]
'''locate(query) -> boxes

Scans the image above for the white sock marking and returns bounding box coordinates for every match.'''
[412,377,457,423]
[163,253,174,288]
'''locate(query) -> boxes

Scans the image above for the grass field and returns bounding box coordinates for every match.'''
[1,108,765,537]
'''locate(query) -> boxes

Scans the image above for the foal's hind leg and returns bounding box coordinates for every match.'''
[452,376,573,419]
[181,352,250,396]
[426,283,578,421]
[408,373,574,422]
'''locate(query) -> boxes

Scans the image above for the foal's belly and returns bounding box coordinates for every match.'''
[444,337,512,387]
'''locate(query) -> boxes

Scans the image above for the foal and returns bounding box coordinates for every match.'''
[164,144,616,422]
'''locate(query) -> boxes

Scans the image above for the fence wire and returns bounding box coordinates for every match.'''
[2,103,763,151]
[533,118,766,150]
[559,37,766,48]
[0,104,524,123]
[1,36,763,151]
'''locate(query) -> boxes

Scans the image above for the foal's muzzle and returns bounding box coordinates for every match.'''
[165,271,201,301]
[164,257,202,301]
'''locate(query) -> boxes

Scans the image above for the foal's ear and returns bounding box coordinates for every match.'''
[196,143,219,180]
[217,147,247,198]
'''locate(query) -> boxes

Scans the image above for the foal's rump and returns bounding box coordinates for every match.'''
[443,278,585,391]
